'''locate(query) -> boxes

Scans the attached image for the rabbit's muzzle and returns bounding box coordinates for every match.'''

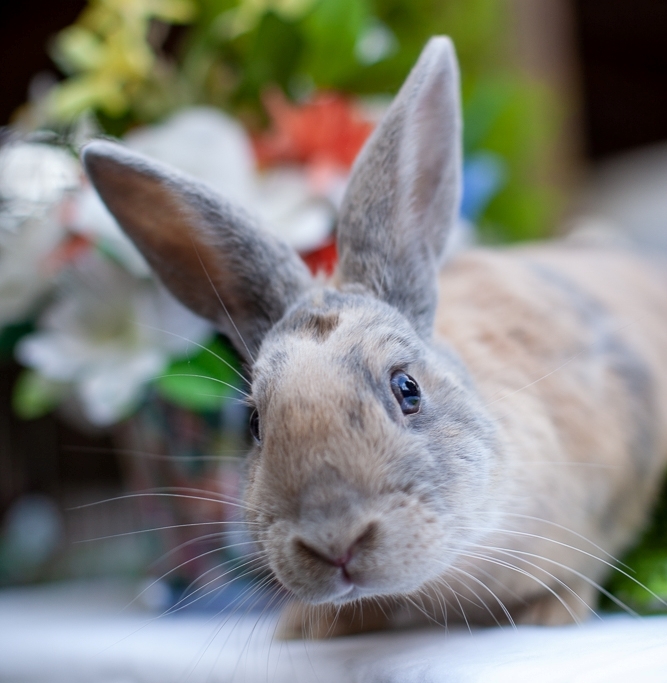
[262,482,450,604]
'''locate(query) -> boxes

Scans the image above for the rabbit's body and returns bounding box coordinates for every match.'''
[82,37,667,635]
[421,244,667,625]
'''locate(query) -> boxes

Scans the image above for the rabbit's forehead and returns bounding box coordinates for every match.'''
[252,291,423,403]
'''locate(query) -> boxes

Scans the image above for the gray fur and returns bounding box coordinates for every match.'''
[336,37,462,339]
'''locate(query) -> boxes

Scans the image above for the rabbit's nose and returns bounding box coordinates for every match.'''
[295,522,378,576]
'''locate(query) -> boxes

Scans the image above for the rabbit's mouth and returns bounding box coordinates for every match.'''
[262,494,453,605]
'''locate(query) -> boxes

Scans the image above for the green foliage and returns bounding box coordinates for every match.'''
[605,477,667,614]
[41,0,558,241]
[12,371,66,420]
[155,336,245,411]
[0,321,34,361]
[301,0,370,87]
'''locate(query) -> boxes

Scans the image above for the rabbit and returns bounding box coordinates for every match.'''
[81,36,667,637]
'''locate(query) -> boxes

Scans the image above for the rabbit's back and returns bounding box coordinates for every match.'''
[434,243,667,607]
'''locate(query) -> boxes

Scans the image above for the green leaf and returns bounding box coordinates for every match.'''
[300,0,370,87]
[154,336,245,412]
[236,11,304,102]
[604,474,667,614]
[12,371,65,420]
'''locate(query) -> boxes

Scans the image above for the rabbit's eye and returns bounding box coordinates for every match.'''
[390,371,421,415]
[249,409,261,444]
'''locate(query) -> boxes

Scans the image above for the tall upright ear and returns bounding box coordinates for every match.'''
[82,141,312,363]
[335,37,462,338]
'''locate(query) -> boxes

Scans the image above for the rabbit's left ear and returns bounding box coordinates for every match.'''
[335,37,462,338]
[82,141,312,363]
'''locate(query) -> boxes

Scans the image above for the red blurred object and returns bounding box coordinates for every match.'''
[253,89,374,171]
[44,233,93,274]
[301,239,338,277]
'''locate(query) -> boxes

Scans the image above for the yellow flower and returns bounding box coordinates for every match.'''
[48,0,196,121]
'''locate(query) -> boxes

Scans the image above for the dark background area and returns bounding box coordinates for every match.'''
[1,0,666,515]
[573,0,667,159]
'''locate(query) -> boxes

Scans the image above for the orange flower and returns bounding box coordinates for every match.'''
[252,89,374,171]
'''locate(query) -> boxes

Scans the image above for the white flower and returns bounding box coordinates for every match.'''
[71,107,337,267]
[16,253,212,426]
[0,141,79,237]
[125,107,257,207]
[0,142,79,325]
[255,167,335,252]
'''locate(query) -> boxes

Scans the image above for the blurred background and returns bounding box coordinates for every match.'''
[0,0,666,614]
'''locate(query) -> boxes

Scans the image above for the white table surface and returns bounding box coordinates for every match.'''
[1,580,666,683]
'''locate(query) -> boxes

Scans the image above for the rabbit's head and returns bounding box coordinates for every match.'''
[83,37,498,605]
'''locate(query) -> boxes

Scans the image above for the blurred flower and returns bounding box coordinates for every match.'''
[48,0,196,120]
[0,141,79,236]
[252,92,375,250]
[126,107,257,206]
[0,142,79,325]
[17,254,211,426]
[253,89,374,171]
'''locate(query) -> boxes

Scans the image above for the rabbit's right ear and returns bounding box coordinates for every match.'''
[82,141,312,363]
[336,37,462,338]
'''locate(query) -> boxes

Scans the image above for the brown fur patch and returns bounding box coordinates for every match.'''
[303,313,340,341]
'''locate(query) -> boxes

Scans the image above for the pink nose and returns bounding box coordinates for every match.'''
[329,548,354,569]
[296,522,377,576]
[297,539,356,570]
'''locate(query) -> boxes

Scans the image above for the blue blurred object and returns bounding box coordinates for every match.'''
[0,494,63,582]
[460,152,507,222]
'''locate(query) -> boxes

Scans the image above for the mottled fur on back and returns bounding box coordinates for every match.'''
[82,37,667,634]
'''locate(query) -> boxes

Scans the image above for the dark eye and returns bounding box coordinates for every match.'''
[249,409,261,444]
[390,371,421,415]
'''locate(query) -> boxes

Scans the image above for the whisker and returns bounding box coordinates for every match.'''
[166,556,270,616]
[436,579,472,633]
[185,573,278,679]
[122,544,253,613]
[63,443,249,461]
[91,554,267,657]
[452,524,667,607]
[137,322,250,385]
[404,593,451,631]
[446,564,516,628]
[483,349,585,408]
[501,512,632,569]
[149,372,250,399]
[68,489,268,517]
[451,526,622,576]
[480,544,639,618]
[457,549,581,624]
[472,545,602,619]
[75,521,258,543]
[148,530,244,571]
[189,235,255,364]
